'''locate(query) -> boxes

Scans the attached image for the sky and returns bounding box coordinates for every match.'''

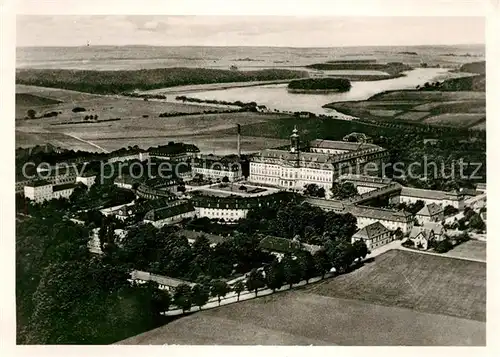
[16,16,485,47]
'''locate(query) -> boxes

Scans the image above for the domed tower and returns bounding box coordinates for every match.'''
[290,126,300,153]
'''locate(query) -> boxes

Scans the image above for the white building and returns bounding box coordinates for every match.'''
[396,187,464,210]
[143,201,195,228]
[351,222,393,250]
[249,128,388,194]
[191,191,291,224]
[338,174,393,194]
[128,270,194,292]
[191,155,243,182]
[24,181,76,203]
[309,139,380,155]
[76,174,97,187]
[416,203,444,224]
[348,205,414,234]
[107,150,150,163]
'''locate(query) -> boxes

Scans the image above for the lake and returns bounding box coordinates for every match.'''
[172,68,468,115]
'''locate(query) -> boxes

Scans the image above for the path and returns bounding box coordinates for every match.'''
[62,133,109,153]
[397,244,486,263]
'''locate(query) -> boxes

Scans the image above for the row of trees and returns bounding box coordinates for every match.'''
[163,238,369,313]
[239,200,358,245]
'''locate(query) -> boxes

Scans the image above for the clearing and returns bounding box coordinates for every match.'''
[422,113,485,127]
[15,85,290,154]
[439,240,486,261]
[324,90,485,129]
[309,249,486,321]
[117,249,485,346]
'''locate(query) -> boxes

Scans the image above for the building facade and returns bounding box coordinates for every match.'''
[191,155,243,182]
[396,187,464,210]
[351,222,393,250]
[416,203,444,224]
[249,128,389,194]
[24,181,76,202]
[143,201,196,228]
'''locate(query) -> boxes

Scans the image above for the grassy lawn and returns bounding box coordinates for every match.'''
[423,113,485,127]
[395,111,431,121]
[117,288,485,346]
[324,90,485,129]
[117,249,486,346]
[308,249,486,321]
[440,240,486,261]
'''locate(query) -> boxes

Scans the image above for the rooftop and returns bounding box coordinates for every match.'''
[348,205,412,223]
[130,270,194,288]
[177,229,230,246]
[25,180,51,188]
[400,187,463,201]
[353,222,390,240]
[52,183,77,192]
[417,203,444,217]
[144,201,194,222]
[309,139,380,152]
[422,222,445,234]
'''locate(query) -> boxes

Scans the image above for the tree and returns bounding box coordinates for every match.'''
[210,279,230,305]
[313,249,331,279]
[303,183,325,198]
[232,280,245,301]
[264,259,284,292]
[352,240,369,262]
[246,269,265,297]
[295,249,317,283]
[469,213,486,231]
[177,185,186,193]
[443,205,459,217]
[331,182,358,200]
[282,254,302,289]
[27,109,36,119]
[173,283,192,313]
[222,176,230,183]
[191,284,210,310]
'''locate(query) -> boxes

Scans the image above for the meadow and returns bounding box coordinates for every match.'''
[309,249,486,321]
[15,85,290,154]
[325,89,486,129]
[117,250,485,346]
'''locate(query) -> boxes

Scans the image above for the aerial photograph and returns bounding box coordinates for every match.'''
[14,15,486,346]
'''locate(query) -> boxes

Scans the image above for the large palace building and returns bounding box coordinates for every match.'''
[249,127,389,194]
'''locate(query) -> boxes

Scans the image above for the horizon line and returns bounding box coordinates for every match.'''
[16,43,485,49]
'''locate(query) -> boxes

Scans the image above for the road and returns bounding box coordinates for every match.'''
[62,133,109,153]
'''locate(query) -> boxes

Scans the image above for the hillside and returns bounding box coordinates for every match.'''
[459,61,485,74]
[438,75,485,92]
[16,93,62,107]
[16,68,309,95]
[305,62,412,76]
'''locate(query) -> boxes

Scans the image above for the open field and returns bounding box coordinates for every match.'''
[471,122,486,130]
[118,285,484,346]
[16,93,62,107]
[440,240,486,261]
[368,109,402,117]
[395,111,430,121]
[370,90,485,102]
[15,86,291,154]
[324,89,485,129]
[423,113,485,127]
[15,85,227,120]
[117,249,485,346]
[309,249,486,321]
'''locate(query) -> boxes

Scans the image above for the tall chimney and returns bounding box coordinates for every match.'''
[237,124,241,158]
